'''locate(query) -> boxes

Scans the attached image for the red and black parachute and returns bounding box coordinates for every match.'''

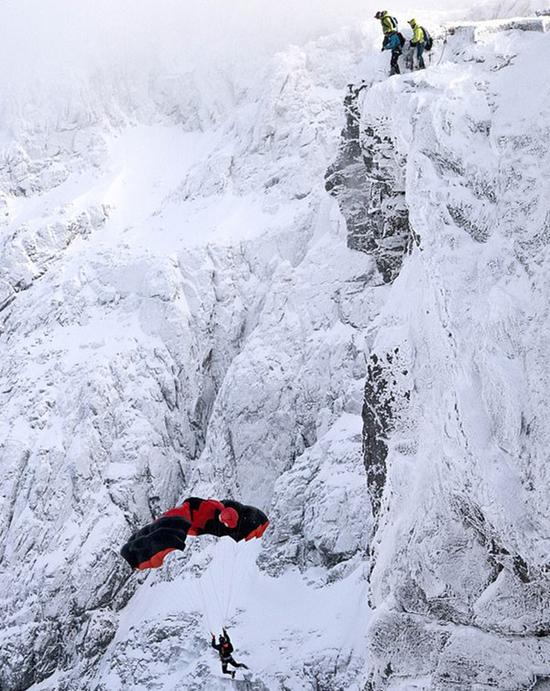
[121,498,269,570]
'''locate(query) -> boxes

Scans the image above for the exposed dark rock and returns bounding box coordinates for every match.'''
[325,84,413,284]
[363,349,412,518]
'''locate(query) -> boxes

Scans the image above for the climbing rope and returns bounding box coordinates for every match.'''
[436,31,449,67]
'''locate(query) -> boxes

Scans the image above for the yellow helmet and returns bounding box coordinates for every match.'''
[408,18,417,26]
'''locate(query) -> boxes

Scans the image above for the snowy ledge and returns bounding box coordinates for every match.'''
[445,15,550,41]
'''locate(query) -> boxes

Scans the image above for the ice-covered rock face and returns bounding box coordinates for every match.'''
[330,22,550,691]
[325,85,413,284]
[0,29,375,691]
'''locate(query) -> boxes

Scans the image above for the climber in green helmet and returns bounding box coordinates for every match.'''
[408,18,427,70]
[375,11,402,76]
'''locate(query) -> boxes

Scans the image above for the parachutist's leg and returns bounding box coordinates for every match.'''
[221,662,232,676]
[227,656,248,669]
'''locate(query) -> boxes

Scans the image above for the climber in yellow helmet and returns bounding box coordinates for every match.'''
[407,18,427,70]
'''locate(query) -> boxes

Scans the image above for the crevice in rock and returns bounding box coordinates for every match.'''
[363,349,411,519]
[452,495,532,584]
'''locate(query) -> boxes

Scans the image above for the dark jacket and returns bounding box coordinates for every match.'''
[212,634,234,660]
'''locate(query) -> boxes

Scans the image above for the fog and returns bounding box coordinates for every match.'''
[0,1,449,86]
[0,0,545,106]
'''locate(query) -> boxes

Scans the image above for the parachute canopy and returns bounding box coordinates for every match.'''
[120,497,269,570]
[120,515,189,570]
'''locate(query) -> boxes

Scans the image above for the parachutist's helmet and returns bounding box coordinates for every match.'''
[219,507,239,529]
[374,11,385,19]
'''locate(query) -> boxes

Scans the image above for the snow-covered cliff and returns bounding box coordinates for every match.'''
[328,17,550,691]
[1,5,550,691]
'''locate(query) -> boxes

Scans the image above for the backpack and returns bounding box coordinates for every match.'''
[382,14,398,32]
[397,32,406,48]
[423,27,433,51]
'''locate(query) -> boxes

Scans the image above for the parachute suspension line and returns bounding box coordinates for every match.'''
[219,537,228,624]
[197,575,216,635]
[198,541,242,633]
[224,540,239,623]
[217,538,236,626]
[206,557,226,631]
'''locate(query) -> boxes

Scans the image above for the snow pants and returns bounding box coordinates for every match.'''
[221,656,248,675]
[390,49,401,75]
[416,43,425,69]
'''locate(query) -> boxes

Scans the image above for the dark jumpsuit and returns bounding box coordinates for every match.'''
[211,632,248,676]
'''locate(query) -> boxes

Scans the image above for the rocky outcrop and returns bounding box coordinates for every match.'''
[325,84,413,284]
[362,348,413,521]
[0,206,109,308]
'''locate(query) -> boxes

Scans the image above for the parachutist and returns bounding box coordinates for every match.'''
[212,629,249,679]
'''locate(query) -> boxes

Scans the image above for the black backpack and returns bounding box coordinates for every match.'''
[423,27,433,51]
